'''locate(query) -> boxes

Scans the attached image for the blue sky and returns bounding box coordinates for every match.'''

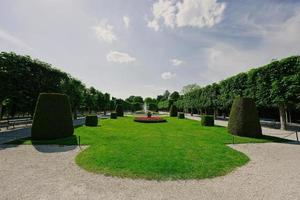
[1,0,300,98]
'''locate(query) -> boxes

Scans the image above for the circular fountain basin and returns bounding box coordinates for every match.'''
[134,116,166,123]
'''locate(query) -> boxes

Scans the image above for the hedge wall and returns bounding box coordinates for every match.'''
[201,115,214,126]
[85,115,98,126]
[31,93,74,140]
[228,97,262,137]
[115,104,124,117]
[169,105,178,117]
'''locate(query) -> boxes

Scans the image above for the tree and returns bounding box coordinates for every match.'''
[162,90,170,100]
[169,91,180,101]
[181,84,200,94]
[61,77,85,119]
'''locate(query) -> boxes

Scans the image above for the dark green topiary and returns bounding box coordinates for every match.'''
[110,112,117,119]
[31,93,74,140]
[178,112,185,119]
[169,105,178,117]
[85,115,98,126]
[201,115,214,126]
[228,97,262,137]
[115,104,124,117]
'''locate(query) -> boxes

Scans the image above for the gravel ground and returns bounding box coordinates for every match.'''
[1,143,300,200]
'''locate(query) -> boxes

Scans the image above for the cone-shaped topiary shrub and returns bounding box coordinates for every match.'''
[201,115,214,126]
[31,93,74,140]
[115,104,124,117]
[110,112,117,119]
[228,97,262,137]
[169,105,178,117]
[85,115,98,126]
[178,112,185,119]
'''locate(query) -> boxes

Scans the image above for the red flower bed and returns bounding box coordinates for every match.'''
[134,116,167,123]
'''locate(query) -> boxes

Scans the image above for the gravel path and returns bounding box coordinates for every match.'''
[1,143,300,200]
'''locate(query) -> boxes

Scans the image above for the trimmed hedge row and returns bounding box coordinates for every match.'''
[85,115,98,126]
[201,115,214,126]
[228,97,262,137]
[31,93,74,140]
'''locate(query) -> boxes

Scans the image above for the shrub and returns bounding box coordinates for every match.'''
[85,115,98,126]
[201,115,214,126]
[110,112,117,119]
[228,97,262,137]
[115,104,124,117]
[178,112,185,119]
[31,93,74,140]
[169,105,178,117]
[147,111,152,118]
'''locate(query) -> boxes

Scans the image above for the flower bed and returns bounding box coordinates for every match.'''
[134,116,167,123]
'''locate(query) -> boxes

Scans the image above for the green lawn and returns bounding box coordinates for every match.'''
[10,117,286,180]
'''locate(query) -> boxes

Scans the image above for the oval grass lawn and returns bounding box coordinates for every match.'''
[74,117,277,180]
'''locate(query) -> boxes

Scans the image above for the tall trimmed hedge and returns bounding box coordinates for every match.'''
[31,93,74,140]
[201,115,214,126]
[169,105,178,117]
[178,112,185,119]
[115,104,124,117]
[228,97,262,137]
[85,115,98,126]
[110,112,117,119]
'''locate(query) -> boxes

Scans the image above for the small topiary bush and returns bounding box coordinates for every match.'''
[201,115,214,126]
[31,93,74,140]
[178,112,185,119]
[228,97,262,137]
[115,104,124,117]
[85,115,98,126]
[110,112,117,119]
[169,105,178,117]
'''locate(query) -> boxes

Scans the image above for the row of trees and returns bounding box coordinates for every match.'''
[175,56,300,130]
[0,52,111,119]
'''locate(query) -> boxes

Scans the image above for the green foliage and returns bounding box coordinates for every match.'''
[31,93,74,140]
[110,112,117,119]
[178,112,185,119]
[170,91,180,101]
[115,104,124,117]
[169,105,178,117]
[180,56,300,129]
[85,115,98,126]
[228,97,262,137]
[0,52,111,118]
[148,103,158,111]
[201,115,214,126]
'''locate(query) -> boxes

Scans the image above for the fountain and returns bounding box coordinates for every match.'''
[133,102,166,123]
[143,102,147,113]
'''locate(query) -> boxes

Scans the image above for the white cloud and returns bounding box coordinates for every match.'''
[148,0,226,31]
[106,51,136,64]
[123,16,130,28]
[170,58,183,66]
[0,27,32,49]
[147,20,160,31]
[161,71,176,79]
[93,19,117,43]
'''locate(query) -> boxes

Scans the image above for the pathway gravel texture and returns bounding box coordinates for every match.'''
[1,143,300,200]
